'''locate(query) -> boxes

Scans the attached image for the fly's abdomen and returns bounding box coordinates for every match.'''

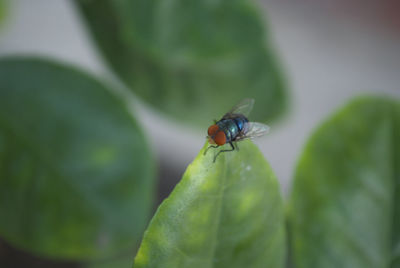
[217,116,248,142]
[233,116,248,133]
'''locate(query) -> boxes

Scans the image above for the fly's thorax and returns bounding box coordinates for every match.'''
[217,116,248,142]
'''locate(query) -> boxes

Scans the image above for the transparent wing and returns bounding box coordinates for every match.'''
[223,98,255,118]
[236,122,270,141]
[246,122,270,137]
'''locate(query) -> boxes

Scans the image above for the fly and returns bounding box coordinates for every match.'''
[204,98,270,162]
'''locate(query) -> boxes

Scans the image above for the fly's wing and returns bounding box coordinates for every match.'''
[235,122,270,141]
[223,98,255,119]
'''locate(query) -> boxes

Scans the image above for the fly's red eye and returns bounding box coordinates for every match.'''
[207,124,219,136]
[214,131,226,146]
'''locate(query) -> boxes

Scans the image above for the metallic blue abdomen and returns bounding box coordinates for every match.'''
[217,115,248,142]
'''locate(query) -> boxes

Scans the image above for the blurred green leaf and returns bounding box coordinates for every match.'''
[0,58,155,260]
[288,96,400,268]
[85,254,134,268]
[133,140,285,268]
[75,0,287,127]
[0,0,6,24]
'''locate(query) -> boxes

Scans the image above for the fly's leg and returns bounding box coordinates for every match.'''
[213,142,235,163]
[204,145,219,156]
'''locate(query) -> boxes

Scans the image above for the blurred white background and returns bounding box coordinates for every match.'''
[0,0,398,195]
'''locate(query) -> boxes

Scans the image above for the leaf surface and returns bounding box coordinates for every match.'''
[288,96,400,268]
[134,140,285,268]
[75,0,287,126]
[0,58,155,260]
[0,0,5,24]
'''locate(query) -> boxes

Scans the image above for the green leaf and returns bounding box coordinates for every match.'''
[0,0,7,24]
[74,0,287,126]
[288,96,400,268]
[133,140,285,268]
[85,254,135,268]
[0,58,155,260]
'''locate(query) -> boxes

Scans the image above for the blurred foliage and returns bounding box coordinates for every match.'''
[0,0,6,25]
[84,254,134,268]
[133,140,286,268]
[288,96,400,268]
[75,0,287,127]
[0,58,155,260]
[1,1,397,267]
